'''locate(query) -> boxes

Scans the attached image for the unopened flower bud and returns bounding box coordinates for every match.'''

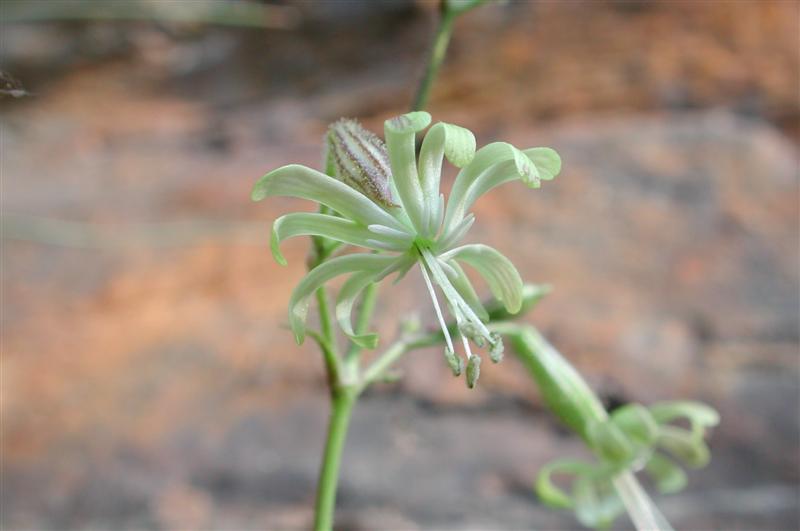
[326,119,397,208]
[444,347,463,377]
[466,354,482,389]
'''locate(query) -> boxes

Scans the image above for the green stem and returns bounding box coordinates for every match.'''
[358,328,453,393]
[410,9,456,112]
[308,228,340,382]
[314,387,357,531]
[315,287,336,350]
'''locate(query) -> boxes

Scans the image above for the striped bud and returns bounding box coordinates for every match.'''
[326,119,397,208]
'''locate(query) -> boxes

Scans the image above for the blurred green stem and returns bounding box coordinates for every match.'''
[410,6,456,111]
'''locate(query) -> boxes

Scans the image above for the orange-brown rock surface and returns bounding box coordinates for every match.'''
[2,1,798,529]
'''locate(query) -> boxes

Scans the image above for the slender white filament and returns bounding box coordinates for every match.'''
[419,262,455,355]
[421,249,492,341]
[460,334,474,360]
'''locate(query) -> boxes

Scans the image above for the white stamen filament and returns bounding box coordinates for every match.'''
[419,260,455,355]
[460,334,474,360]
[419,248,492,347]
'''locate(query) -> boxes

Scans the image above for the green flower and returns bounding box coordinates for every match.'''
[536,401,720,528]
[251,111,560,387]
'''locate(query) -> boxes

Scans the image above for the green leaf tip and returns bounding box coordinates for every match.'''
[351,332,379,350]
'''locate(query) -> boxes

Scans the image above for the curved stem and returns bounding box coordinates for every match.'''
[410,9,456,112]
[314,388,357,531]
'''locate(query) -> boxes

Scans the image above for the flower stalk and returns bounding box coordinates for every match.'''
[313,387,357,531]
[411,6,456,112]
[251,1,717,529]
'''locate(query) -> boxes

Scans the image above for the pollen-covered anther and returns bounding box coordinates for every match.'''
[466,354,482,389]
[326,118,397,207]
[489,332,504,363]
[444,347,464,377]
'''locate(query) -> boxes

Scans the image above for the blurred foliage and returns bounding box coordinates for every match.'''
[2,0,298,29]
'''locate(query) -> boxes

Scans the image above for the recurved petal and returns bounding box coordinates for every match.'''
[418,122,476,237]
[441,244,524,314]
[442,142,529,234]
[536,459,595,509]
[442,143,561,238]
[526,147,561,181]
[270,213,411,266]
[252,164,408,232]
[288,253,399,344]
[384,112,431,234]
[645,454,688,495]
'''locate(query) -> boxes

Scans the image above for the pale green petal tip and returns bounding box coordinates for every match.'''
[527,147,562,181]
[269,224,288,266]
[385,111,432,134]
[504,295,523,315]
[251,164,307,201]
[508,144,537,185]
[438,122,476,168]
[251,176,269,201]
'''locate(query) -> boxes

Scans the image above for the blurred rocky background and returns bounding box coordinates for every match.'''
[1,0,798,529]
